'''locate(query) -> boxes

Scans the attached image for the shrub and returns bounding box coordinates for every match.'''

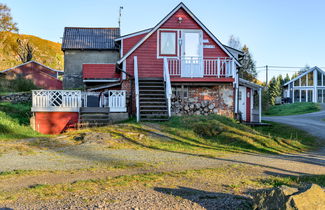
[192,120,225,137]
[0,76,38,93]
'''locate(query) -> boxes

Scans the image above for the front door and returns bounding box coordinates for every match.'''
[181,30,203,78]
[239,86,246,121]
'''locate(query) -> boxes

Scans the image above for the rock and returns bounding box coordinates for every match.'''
[253,184,325,210]
[138,134,145,140]
[184,105,189,111]
[213,108,218,113]
[289,184,325,209]
[195,103,201,109]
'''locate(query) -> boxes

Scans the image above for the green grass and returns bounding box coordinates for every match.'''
[71,114,317,156]
[258,175,325,188]
[264,102,320,116]
[0,102,43,140]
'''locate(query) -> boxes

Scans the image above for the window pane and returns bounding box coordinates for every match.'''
[323,75,325,86]
[318,89,323,103]
[294,90,300,102]
[308,72,314,86]
[318,71,322,86]
[307,90,313,102]
[301,75,306,86]
[301,90,306,102]
[294,79,299,86]
[323,89,325,103]
[160,32,176,55]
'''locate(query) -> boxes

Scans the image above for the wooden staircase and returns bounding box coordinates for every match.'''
[139,78,169,121]
[78,107,110,128]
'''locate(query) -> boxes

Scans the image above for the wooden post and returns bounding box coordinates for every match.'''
[259,88,262,123]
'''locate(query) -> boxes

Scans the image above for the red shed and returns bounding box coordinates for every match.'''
[0,61,63,90]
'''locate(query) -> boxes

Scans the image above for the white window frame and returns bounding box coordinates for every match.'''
[157,29,179,59]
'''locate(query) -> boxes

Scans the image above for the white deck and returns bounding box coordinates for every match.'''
[32,90,127,113]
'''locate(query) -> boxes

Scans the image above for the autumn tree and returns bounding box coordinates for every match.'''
[0,3,18,32]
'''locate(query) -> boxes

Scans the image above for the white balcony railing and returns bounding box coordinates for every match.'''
[167,57,235,78]
[32,90,127,112]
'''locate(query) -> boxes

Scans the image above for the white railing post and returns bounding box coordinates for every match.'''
[164,58,172,117]
[217,58,220,78]
[134,56,140,122]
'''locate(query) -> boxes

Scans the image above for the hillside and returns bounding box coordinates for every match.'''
[0,32,63,70]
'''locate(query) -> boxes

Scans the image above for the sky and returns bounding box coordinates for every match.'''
[2,0,325,82]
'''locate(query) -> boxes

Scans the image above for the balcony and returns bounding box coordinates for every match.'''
[166,57,235,79]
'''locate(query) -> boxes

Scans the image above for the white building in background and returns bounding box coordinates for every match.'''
[283,66,325,103]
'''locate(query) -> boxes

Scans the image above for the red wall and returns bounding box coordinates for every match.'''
[4,62,62,90]
[123,8,229,78]
[35,112,78,134]
[83,64,119,79]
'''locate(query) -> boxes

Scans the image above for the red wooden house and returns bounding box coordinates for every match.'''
[31,3,262,134]
[114,3,241,121]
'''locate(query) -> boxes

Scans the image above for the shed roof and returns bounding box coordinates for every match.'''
[62,27,120,50]
[283,66,325,86]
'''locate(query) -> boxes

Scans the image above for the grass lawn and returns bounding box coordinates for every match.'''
[263,102,320,116]
[67,114,317,156]
[0,102,43,140]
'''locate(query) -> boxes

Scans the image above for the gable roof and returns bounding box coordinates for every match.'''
[0,60,63,73]
[115,28,152,41]
[62,27,120,50]
[117,2,240,66]
[283,66,325,86]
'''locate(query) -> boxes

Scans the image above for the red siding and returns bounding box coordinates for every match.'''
[35,112,78,134]
[3,62,62,90]
[123,8,230,79]
[123,33,148,56]
[83,64,119,79]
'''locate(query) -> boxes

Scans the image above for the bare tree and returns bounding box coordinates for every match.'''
[228,35,241,50]
[16,38,34,63]
[0,3,18,32]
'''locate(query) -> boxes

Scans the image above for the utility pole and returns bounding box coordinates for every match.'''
[118,6,124,31]
[265,65,269,86]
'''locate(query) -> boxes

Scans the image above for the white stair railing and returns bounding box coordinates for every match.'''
[164,58,172,117]
[134,56,140,122]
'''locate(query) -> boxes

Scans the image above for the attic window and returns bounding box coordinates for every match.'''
[159,31,177,56]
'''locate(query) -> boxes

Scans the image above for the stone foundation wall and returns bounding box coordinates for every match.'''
[0,92,32,104]
[171,84,234,118]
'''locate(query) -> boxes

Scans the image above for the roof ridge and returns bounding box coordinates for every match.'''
[65,27,120,29]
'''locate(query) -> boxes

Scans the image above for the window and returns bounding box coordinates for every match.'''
[301,90,306,102]
[294,90,300,102]
[294,79,299,87]
[318,89,323,103]
[301,75,306,86]
[307,72,314,86]
[317,71,322,86]
[160,31,177,56]
[307,90,313,102]
[323,75,325,86]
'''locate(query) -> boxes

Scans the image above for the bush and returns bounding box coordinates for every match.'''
[0,76,38,93]
[192,120,225,137]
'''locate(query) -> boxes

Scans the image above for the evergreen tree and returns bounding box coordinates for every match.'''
[239,45,257,81]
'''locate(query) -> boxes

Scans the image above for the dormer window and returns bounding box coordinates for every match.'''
[159,31,177,56]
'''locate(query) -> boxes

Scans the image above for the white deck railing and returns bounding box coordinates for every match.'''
[32,90,82,112]
[167,57,235,78]
[32,90,127,113]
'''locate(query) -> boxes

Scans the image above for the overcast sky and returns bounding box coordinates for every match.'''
[3,0,325,81]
